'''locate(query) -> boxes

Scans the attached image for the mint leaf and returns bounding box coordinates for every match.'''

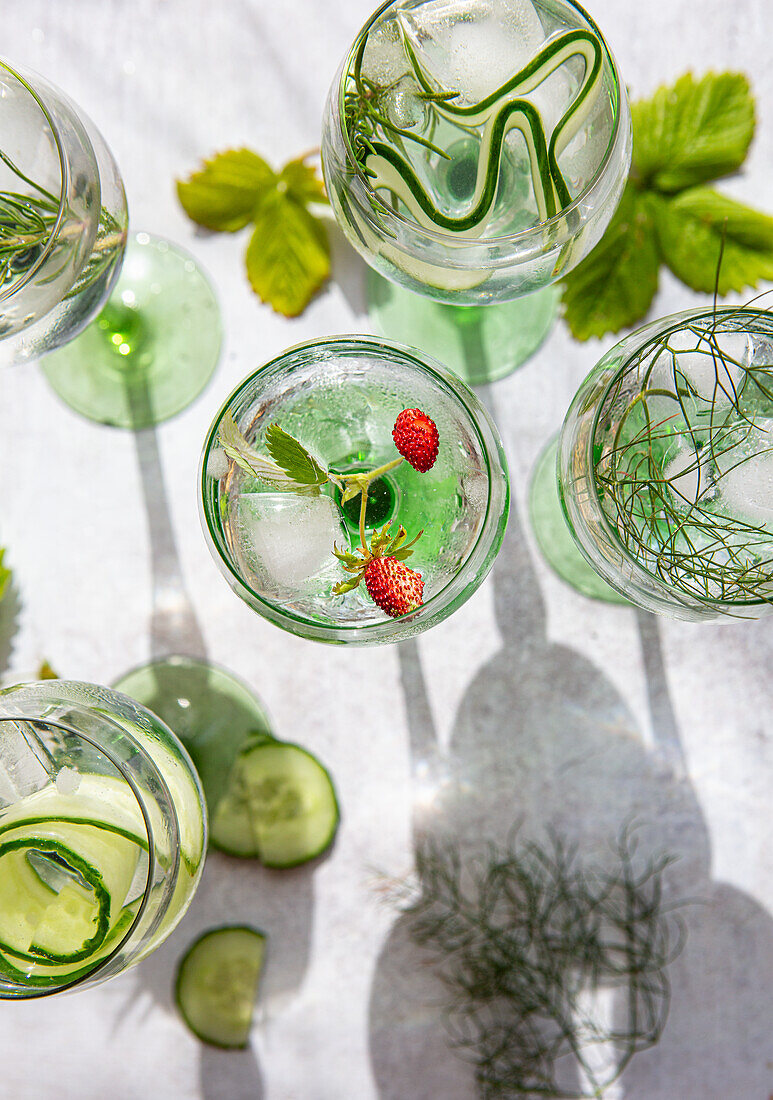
[654,187,773,294]
[561,185,660,341]
[246,189,329,317]
[279,157,328,207]
[0,549,10,603]
[37,661,58,680]
[177,149,276,231]
[632,72,755,193]
[264,424,328,487]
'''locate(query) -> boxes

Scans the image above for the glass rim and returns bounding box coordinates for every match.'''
[0,710,156,999]
[333,0,627,248]
[580,303,773,611]
[199,334,509,641]
[0,58,69,305]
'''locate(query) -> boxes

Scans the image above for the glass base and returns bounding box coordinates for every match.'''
[114,656,273,818]
[41,232,222,428]
[528,437,628,604]
[367,269,559,385]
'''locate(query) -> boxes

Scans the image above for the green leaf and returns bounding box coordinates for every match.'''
[632,72,755,193]
[654,187,773,294]
[278,157,329,207]
[561,185,660,341]
[333,576,363,595]
[264,423,328,487]
[218,412,322,494]
[0,549,10,603]
[37,660,58,680]
[246,189,330,316]
[177,148,276,231]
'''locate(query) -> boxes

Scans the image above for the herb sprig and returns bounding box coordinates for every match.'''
[402,830,685,1099]
[177,149,330,317]
[562,72,773,340]
[593,307,773,607]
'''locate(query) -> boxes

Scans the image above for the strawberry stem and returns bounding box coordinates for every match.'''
[358,484,368,552]
[359,456,404,483]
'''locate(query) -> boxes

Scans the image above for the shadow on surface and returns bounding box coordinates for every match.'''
[368,456,773,1097]
[121,381,315,1100]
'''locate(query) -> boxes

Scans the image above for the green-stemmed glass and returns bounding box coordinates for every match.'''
[544,306,773,619]
[0,679,206,998]
[0,59,126,365]
[114,656,273,829]
[199,336,509,645]
[0,58,221,427]
[321,0,631,383]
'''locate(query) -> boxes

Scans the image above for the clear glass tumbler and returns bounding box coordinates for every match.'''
[321,0,631,381]
[0,58,126,365]
[199,335,510,644]
[556,306,773,620]
[0,679,206,998]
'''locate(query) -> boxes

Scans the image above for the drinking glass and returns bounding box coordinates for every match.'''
[114,656,273,824]
[0,679,206,998]
[199,336,510,645]
[541,306,773,620]
[0,58,221,428]
[321,0,631,383]
[0,58,126,365]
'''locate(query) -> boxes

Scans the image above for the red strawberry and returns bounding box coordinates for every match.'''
[364,556,424,618]
[392,408,439,473]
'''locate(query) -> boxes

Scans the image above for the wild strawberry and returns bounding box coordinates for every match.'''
[392,408,439,473]
[364,555,424,618]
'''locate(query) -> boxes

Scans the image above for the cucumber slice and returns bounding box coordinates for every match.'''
[211,739,339,867]
[175,925,266,1048]
[0,839,110,963]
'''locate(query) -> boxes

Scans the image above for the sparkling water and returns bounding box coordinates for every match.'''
[348,0,616,237]
[216,352,491,626]
[593,317,773,603]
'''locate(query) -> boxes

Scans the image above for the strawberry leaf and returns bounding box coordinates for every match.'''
[632,72,755,193]
[176,149,276,231]
[333,576,363,595]
[246,189,330,317]
[0,549,10,603]
[654,187,773,294]
[218,413,322,494]
[279,157,329,207]
[561,185,660,341]
[264,424,328,487]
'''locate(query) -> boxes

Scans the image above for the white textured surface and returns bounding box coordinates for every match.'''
[1,1,773,1097]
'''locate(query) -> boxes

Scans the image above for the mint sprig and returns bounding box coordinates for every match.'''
[177,150,329,317]
[562,71,772,340]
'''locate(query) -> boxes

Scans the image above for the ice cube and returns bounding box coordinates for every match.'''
[396,0,547,106]
[206,448,229,479]
[55,767,81,795]
[236,493,347,594]
[361,18,412,87]
[674,334,749,405]
[380,76,428,129]
[662,446,703,507]
[715,424,773,527]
